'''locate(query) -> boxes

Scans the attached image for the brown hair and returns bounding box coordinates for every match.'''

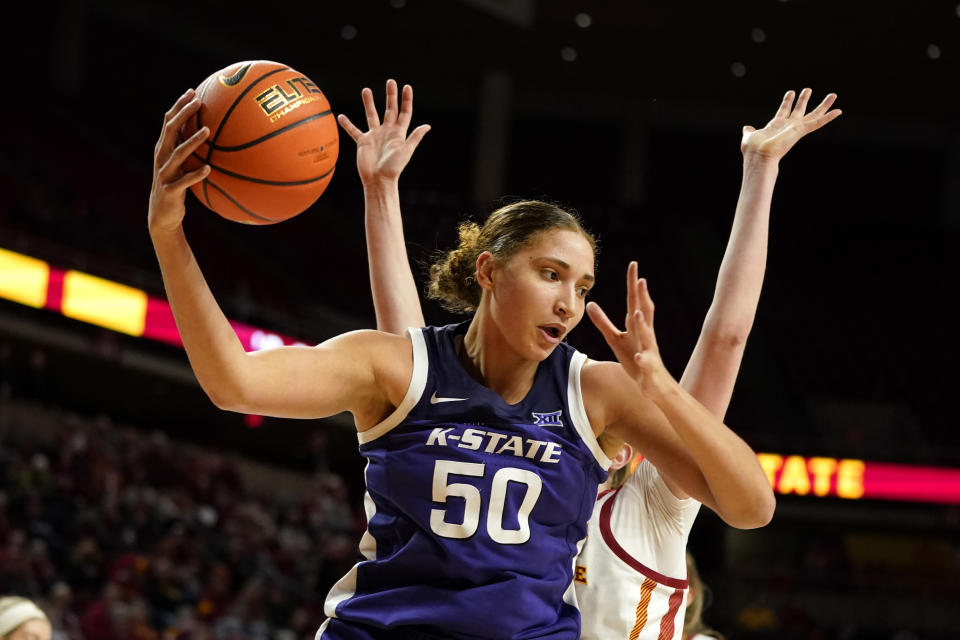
[427,200,596,313]
[684,552,724,640]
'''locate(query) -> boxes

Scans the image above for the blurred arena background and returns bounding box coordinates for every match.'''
[1,1,958,638]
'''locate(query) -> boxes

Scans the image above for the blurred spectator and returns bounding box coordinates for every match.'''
[0,401,360,640]
[24,349,48,404]
[0,595,52,640]
[0,530,35,596]
[0,341,12,401]
[40,582,84,640]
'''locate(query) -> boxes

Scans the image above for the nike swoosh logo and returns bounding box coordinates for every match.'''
[219,63,253,87]
[430,392,468,404]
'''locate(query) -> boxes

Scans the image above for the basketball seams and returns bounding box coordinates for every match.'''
[187,60,337,224]
[201,62,290,220]
[209,110,334,152]
[201,62,291,221]
[204,63,291,158]
[196,157,336,186]
[203,180,279,224]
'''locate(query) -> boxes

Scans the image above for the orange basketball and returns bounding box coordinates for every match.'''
[181,60,339,224]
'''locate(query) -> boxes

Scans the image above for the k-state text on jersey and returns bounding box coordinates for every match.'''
[426,426,563,464]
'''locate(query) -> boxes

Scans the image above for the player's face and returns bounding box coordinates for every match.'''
[488,228,595,360]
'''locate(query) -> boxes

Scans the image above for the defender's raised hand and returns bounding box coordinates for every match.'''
[148,88,210,235]
[338,79,431,187]
[587,262,673,399]
[741,88,841,161]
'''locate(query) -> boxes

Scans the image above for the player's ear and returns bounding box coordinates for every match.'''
[476,251,496,291]
[610,443,633,471]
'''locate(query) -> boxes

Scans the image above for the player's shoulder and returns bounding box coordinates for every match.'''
[581,358,644,397]
[325,328,415,400]
[580,358,659,428]
[319,327,413,357]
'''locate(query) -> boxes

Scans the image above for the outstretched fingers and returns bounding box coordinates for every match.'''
[383,78,399,125]
[632,306,657,354]
[809,92,838,116]
[625,277,656,355]
[405,124,431,152]
[397,84,414,132]
[624,261,655,327]
[162,89,196,129]
[809,107,843,132]
[361,87,380,130]
[791,88,813,117]
[774,89,796,120]
[167,162,211,194]
[156,94,202,169]
[593,262,659,364]
[337,113,364,142]
[625,261,640,319]
[804,93,842,132]
[586,301,621,346]
[637,277,655,328]
[342,82,423,144]
[160,124,207,175]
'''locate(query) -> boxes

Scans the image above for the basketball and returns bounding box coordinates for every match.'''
[180,60,338,224]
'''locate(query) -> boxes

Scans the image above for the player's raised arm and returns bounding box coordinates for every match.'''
[585,266,775,529]
[339,79,431,334]
[681,88,841,417]
[148,89,409,426]
[604,89,842,509]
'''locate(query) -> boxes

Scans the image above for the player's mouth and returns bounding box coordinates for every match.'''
[538,324,565,344]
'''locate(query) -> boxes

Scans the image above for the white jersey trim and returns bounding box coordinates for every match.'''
[567,351,611,469]
[322,563,357,619]
[357,327,428,444]
[358,463,377,561]
[314,617,330,639]
[320,461,377,626]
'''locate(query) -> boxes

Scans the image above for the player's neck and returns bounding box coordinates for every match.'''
[461,313,538,405]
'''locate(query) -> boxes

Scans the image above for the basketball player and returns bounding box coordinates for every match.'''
[148,87,774,639]
[0,597,52,640]
[344,80,839,638]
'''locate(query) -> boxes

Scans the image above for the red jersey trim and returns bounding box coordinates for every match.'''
[598,488,689,589]
[657,587,685,640]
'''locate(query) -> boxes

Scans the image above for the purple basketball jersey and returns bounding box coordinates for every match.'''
[318,321,610,639]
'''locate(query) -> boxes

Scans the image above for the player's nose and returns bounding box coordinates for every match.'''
[554,286,576,319]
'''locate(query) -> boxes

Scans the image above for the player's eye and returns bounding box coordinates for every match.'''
[541,268,559,281]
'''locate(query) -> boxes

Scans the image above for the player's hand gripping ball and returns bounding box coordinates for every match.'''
[180,60,339,224]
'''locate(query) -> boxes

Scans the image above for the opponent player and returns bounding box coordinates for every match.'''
[344,80,839,638]
[575,87,841,639]
[148,85,774,638]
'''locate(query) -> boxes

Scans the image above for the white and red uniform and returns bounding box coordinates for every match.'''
[574,458,701,640]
